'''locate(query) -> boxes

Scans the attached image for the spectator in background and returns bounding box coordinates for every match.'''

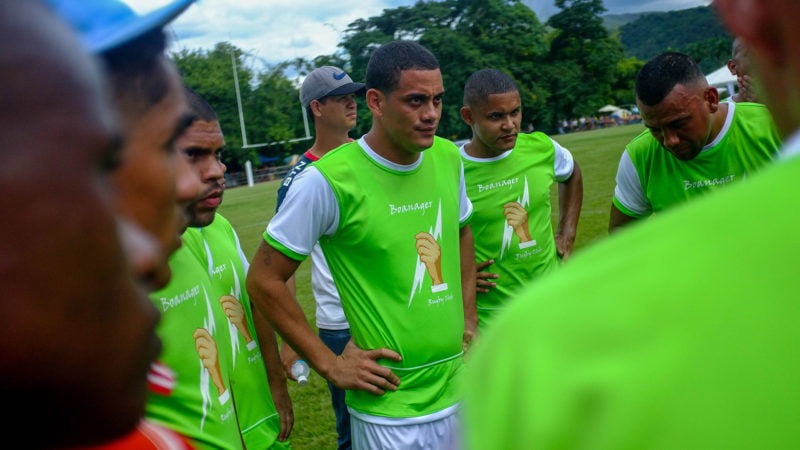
[727,37,759,103]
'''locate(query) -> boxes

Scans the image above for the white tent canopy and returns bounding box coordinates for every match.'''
[706,65,737,96]
[598,104,620,113]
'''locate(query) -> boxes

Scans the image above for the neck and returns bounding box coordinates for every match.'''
[308,125,351,158]
[707,101,729,145]
[363,126,421,166]
[465,137,506,159]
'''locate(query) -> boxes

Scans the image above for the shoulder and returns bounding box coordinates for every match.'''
[315,140,361,165]
[730,102,778,126]
[624,128,659,160]
[514,132,554,149]
[429,136,462,163]
[211,213,232,229]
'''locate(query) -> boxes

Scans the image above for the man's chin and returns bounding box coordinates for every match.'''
[187,210,217,228]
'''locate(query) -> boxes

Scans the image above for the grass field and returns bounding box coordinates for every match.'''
[217,122,645,449]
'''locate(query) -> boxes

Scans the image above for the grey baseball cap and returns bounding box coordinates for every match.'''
[300,66,365,108]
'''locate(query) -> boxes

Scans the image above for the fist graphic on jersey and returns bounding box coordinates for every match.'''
[504,202,532,244]
[219,295,253,344]
[193,328,226,397]
[415,232,444,288]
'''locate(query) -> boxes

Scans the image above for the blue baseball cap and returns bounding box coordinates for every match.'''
[43,0,195,53]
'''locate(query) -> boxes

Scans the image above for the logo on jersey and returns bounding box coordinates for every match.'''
[500,176,537,260]
[408,200,452,308]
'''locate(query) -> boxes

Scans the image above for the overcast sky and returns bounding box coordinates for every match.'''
[127,0,712,69]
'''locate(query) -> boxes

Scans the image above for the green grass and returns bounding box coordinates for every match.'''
[550,123,645,251]
[217,122,645,449]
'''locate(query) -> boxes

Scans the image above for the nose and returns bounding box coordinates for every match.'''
[206,158,226,183]
[662,129,680,149]
[174,153,203,206]
[420,100,439,123]
[501,115,514,131]
[117,217,164,291]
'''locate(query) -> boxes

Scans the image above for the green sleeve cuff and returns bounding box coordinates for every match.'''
[263,231,308,262]
[612,197,647,219]
[460,209,474,227]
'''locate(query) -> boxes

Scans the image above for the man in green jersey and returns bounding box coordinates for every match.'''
[177,86,293,448]
[463,0,800,448]
[609,51,781,231]
[276,65,365,450]
[248,40,476,449]
[459,69,583,329]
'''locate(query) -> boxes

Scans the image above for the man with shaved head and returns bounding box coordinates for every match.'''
[609,51,781,231]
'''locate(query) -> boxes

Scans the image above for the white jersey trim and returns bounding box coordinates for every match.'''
[613,103,735,216]
[348,402,460,426]
[613,150,650,216]
[267,138,472,261]
[361,137,473,223]
[781,129,800,159]
[458,136,575,182]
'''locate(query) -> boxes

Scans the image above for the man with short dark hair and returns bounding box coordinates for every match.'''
[248,40,476,449]
[276,65,365,450]
[459,68,582,330]
[609,51,781,231]
[178,86,293,448]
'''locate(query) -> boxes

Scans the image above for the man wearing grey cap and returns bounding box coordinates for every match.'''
[276,65,365,450]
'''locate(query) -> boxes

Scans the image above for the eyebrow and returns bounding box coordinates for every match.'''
[168,113,195,151]
[404,90,445,98]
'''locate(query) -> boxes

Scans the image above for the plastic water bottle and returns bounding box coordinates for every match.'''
[291,360,310,386]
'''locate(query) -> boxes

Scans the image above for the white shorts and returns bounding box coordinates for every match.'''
[350,409,461,450]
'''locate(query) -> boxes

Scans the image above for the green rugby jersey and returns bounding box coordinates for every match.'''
[614,102,781,217]
[146,245,242,450]
[462,132,562,328]
[266,137,467,418]
[465,153,800,450]
[184,215,286,449]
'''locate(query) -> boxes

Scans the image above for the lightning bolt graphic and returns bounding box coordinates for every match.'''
[203,237,243,368]
[228,261,242,369]
[500,176,530,259]
[199,285,214,431]
[408,200,443,308]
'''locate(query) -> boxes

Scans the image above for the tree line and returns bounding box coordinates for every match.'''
[172,0,731,172]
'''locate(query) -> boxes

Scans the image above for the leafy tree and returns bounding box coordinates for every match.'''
[339,0,548,138]
[545,0,624,127]
[172,42,255,170]
[609,56,644,106]
[619,6,732,71]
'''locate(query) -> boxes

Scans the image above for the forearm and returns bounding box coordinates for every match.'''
[246,242,337,378]
[252,305,286,388]
[608,204,638,232]
[557,162,583,240]
[459,225,478,332]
